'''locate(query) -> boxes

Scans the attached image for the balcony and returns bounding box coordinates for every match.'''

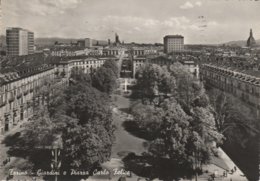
[17,94,22,99]
[9,97,15,103]
[0,101,7,108]
[23,90,29,96]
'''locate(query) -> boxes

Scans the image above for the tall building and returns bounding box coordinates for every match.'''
[163,35,184,53]
[115,33,121,45]
[85,38,92,48]
[6,27,34,56]
[246,29,256,47]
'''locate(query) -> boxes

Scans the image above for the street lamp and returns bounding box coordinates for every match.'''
[51,136,62,181]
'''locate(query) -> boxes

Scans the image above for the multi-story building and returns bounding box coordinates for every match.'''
[51,49,77,57]
[164,35,184,53]
[85,47,103,56]
[85,38,92,48]
[0,65,59,134]
[76,38,93,48]
[103,47,127,57]
[132,57,147,78]
[6,27,34,56]
[0,55,117,135]
[131,47,158,56]
[200,64,260,116]
[54,57,115,78]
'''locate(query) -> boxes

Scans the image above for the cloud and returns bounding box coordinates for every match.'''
[38,0,82,9]
[195,1,202,7]
[100,15,200,38]
[144,19,159,26]
[162,16,190,29]
[180,1,202,9]
[102,16,160,27]
[134,27,141,31]
[17,0,83,16]
[180,1,194,9]
[208,21,218,26]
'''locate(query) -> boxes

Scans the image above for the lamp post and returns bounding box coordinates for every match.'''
[51,136,62,181]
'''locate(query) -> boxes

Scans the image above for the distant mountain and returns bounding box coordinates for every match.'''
[35,37,79,46]
[35,37,108,47]
[223,39,260,47]
[0,35,6,46]
[0,36,108,48]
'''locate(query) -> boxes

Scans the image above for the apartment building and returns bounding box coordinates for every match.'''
[200,64,260,114]
[54,57,111,78]
[164,35,184,53]
[6,27,34,56]
[0,65,58,134]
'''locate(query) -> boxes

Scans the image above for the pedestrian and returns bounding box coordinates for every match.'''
[230,169,234,174]
[118,176,126,181]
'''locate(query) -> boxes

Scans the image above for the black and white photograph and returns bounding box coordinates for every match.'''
[0,0,260,180]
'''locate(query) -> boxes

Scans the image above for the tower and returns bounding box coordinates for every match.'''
[246,29,256,47]
[163,35,184,53]
[115,33,121,45]
[6,27,34,56]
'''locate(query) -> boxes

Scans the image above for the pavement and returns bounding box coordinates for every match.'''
[0,120,25,180]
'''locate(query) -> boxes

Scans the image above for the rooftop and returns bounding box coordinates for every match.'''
[164,35,184,39]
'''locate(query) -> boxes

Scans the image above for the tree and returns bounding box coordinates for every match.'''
[130,102,163,139]
[103,60,119,78]
[62,119,114,170]
[147,98,221,169]
[92,67,117,94]
[70,67,92,85]
[15,74,115,172]
[132,62,223,175]
[168,63,205,111]
[64,83,112,127]
[135,64,175,104]
[20,107,57,148]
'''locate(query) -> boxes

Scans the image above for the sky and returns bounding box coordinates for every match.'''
[1,0,260,44]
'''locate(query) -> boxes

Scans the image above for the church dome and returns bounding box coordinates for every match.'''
[247,29,256,47]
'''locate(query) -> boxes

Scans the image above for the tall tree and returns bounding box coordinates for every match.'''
[16,75,115,172]
[92,67,117,94]
[168,62,204,111]
[135,64,175,104]
[103,60,119,78]
[70,67,92,85]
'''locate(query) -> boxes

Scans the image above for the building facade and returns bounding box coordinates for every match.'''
[0,65,59,134]
[200,64,260,115]
[85,38,92,48]
[54,57,113,78]
[6,27,34,56]
[0,56,117,135]
[164,35,184,53]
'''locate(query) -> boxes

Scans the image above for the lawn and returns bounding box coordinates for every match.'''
[111,94,146,158]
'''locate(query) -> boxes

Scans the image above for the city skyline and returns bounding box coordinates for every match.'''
[1,0,260,44]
